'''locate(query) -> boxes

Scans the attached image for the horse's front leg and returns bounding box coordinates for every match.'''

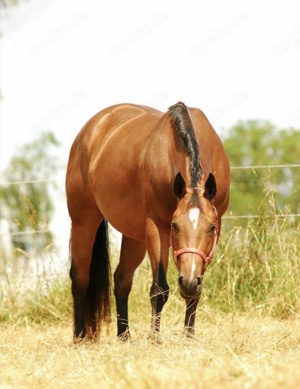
[184,297,200,337]
[114,236,146,341]
[146,217,170,337]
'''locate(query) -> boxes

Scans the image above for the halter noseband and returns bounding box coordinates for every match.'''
[170,206,219,274]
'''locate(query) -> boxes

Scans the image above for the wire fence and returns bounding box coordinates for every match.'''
[230,163,300,170]
[0,164,299,237]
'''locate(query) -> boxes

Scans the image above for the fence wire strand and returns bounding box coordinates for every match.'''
[0,164,299,237]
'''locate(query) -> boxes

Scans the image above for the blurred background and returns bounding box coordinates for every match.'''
[0,0,299,282]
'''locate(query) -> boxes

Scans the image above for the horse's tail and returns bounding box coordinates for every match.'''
[85,219,111,339]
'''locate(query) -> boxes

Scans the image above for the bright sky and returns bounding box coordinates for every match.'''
[0,0,299,258]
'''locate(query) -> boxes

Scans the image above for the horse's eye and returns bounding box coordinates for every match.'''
[209,224,216,233]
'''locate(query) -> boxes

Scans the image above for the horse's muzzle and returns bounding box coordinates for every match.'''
[178,275,202,298]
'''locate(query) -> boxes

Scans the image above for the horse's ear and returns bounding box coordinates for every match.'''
[204,173,217,200]
[174,172,186,199]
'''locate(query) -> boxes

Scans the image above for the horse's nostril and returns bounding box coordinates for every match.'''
[178,276,184,287]
[179,276,201,289]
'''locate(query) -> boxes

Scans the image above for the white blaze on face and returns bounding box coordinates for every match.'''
[188,207,200,281]
[189,258,197,282]
[189,207,200,231]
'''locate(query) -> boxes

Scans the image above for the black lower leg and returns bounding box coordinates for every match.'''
[115,295,130,341]
[73,295,86,339]
[150,262,169,334]
[184,297,200,336]
[70,262,86,340]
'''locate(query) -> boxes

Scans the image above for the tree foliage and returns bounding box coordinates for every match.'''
[223,120,300,216]
[0,0,20,8]
[0,131,61,251]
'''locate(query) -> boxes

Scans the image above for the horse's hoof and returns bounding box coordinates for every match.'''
[148,331,163,345]
[184,330,196,339]
[117,331,131,343]
[73,336,88,346]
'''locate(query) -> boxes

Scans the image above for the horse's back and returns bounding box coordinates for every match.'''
[66,103,162,174]
[81,103,162,141]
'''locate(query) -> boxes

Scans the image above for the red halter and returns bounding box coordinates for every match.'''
[170,206,219,274]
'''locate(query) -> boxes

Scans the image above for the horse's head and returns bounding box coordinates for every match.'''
[171,172,218,299]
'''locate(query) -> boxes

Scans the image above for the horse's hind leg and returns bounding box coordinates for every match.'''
[69,210,102,340]
[114,236,146,341]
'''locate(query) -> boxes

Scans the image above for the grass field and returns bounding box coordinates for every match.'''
[1,211,300,388]
[1,308,299,388]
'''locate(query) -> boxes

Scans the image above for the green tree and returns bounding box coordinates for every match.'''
[223,120,300,216]
[0,131,61,252]
[0,0,20,8]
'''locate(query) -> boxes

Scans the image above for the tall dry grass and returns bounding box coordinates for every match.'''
[0,309,299,389]
[0,191,300,388]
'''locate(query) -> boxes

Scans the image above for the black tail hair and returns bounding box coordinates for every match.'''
[169,102,202,188]
[85,219,111,339]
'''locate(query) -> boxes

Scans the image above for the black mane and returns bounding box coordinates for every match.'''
[169,102,202,188]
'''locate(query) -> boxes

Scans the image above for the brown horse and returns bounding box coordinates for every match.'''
[66,102,230,341]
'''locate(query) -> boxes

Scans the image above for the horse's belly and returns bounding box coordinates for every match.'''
[93,188,147,241]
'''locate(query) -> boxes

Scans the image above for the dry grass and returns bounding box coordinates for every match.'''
[1,200,299,388]
[1,307,300,389]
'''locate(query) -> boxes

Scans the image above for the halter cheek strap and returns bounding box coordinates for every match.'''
[170,206,219,274]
